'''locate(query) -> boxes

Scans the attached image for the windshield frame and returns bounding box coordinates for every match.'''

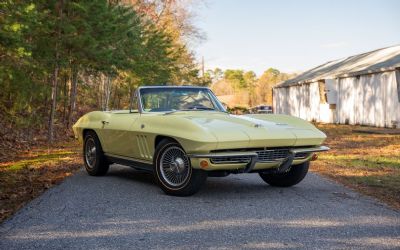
[134,86,226,114]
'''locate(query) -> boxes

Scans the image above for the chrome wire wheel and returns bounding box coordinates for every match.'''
[85,137,97,169]
[159,146,191,187]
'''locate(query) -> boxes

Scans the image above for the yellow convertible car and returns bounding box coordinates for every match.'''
[73,86,329,196]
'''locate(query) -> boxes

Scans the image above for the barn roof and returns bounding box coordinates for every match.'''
[275,44,400,88]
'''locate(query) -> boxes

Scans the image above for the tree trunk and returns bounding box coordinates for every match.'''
[67,67,78,128]
[48,0,63,143]
[98,75,103,110]
[104,75,112,111]
[48,63,59,143]
[111,84,118,110]
[62,73,68,123]
[43,76,50,120]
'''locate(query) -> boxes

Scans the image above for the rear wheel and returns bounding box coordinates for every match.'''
[154,139,207,196]
[83,131,109,176]
[259,161,309,187]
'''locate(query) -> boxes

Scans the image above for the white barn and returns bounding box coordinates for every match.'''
[273,45,400,128]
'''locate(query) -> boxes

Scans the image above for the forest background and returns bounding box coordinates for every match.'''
[0,0,294,158]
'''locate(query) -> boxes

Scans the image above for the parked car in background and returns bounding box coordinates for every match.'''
[251,105,273,114]
[73,86,329,196]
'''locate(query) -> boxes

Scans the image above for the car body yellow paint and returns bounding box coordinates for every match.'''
[73,109,327,171]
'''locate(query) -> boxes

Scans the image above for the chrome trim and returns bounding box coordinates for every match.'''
[293,152,311,159]
[135,86,226,114]
[188,152,258,158]
[136,88,144,114]
[256,149,290,162]
[243,154,258,173]
[210,159,250,164]
[290,146,330,154]
[257,158,287,163]
[138,85,209,89]
[104,153,153,165]
[277,152,294,172]
[129,90,140,114]
[187,146,330,165]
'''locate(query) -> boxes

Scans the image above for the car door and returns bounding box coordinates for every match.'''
[99,111,140,157]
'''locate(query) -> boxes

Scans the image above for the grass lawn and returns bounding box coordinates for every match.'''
[312,124,400,210]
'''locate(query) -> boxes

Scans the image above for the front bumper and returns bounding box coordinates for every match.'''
[188,146,330,172]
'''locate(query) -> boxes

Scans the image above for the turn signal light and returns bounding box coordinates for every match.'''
[311,153,318,161]
[200,160,209,169]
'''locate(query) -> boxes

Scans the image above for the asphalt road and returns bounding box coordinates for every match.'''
[1,165,399,249]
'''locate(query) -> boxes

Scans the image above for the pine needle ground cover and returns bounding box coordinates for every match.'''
[312,124,400,210]
[0,141,81,223]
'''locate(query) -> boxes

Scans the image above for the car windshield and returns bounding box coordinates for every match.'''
[139,87,226,113]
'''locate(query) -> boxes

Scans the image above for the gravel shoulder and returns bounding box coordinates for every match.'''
[1,165,399,249]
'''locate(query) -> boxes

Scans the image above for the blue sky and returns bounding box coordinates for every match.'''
[194,0,400,75]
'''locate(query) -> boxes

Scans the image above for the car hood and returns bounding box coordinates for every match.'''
[180,112,326,149]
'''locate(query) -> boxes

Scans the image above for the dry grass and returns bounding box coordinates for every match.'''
[0,140,82,223]
[1,124,399,223]
[312,124,400,210]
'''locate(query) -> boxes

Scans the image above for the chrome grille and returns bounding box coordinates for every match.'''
[210,156,251,164]
[209,148,312,164]
[294,152,310,159]
[256,149,290,162]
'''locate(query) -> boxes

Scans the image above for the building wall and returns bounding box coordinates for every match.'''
[273,70,400,127]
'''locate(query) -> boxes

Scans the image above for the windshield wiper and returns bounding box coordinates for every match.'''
[163,109,179,115]
[190,107,215,110]
[164,108,216,115]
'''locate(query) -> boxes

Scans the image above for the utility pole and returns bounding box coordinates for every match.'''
[201,56,205,78]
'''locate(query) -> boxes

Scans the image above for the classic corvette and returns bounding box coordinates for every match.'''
[73,86,329,196]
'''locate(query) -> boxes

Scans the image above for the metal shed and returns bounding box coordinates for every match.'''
[273,45,400,128]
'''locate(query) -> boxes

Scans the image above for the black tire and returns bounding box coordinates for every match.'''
[83,131,109,176]
[154,139,207,196]
[259,161,309,187]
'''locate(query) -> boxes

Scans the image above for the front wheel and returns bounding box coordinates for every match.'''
[83,131,109,176]
[259,161,309,187]
[154,139,207,196]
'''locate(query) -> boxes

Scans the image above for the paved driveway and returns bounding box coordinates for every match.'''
[1,165,399,249]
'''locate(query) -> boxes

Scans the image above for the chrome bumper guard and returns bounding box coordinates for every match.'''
[188,146,330,173]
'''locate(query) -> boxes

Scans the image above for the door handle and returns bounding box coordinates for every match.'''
[101,121,109,125]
